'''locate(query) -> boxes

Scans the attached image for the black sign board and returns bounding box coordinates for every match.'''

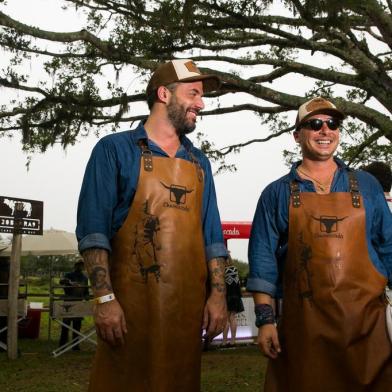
[0,196,43,235]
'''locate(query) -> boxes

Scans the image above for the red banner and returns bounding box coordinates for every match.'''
[221,221,252,240]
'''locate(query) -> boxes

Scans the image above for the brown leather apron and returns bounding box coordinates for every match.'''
[89,142,207,392]
[265,175,392,392]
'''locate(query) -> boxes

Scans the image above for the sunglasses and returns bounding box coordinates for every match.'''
[300,118,341,131]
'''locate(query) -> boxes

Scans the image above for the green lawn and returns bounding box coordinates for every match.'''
[201,344,267,392]
[0,277,267,391]
[0,311,267,391]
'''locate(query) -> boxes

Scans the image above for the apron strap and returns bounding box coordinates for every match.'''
[290,181,301,208]
[291,171,361,208]
[138,137,203,181]
[348,171,361,208]
[138,139,153,172]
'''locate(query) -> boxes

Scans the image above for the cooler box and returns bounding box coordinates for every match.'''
[18,302,43,339]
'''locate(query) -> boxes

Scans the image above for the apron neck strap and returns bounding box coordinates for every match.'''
[290,180,301,208]
[290,171,361,208]
[138,139,153,172]
[348,171,361,208]
[137,137,203,182]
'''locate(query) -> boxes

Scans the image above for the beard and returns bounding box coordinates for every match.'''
[167,95,197,136]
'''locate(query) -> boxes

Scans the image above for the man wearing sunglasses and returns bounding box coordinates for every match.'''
[247,97,392,391]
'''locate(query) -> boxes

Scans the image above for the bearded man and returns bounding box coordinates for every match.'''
[76,59,228,391]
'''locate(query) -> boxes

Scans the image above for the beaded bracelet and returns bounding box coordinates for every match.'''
[254,303,275,328]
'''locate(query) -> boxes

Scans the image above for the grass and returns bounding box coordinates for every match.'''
[201,344,267,391]
[1,277,267,391]
[0,311,267,391]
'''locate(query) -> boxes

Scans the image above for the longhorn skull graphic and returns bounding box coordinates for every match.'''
[160,182,193,205]
[312,215,348,233]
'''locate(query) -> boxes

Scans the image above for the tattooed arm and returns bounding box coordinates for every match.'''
[203,257,227,339]
[82,248,127,345]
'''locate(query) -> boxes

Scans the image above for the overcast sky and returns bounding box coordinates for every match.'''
[0,1,299,261]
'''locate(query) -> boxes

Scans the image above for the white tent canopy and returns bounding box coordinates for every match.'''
[0,229,79,256]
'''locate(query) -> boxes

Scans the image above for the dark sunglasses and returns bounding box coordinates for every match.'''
[300,118,341,131]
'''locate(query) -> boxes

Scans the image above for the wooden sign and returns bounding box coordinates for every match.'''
[0,196,43,235]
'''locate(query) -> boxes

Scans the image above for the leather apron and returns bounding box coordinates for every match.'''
[265,174,392,392]
[89,141,207,392]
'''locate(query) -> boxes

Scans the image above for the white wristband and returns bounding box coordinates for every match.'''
[94,293,115,304]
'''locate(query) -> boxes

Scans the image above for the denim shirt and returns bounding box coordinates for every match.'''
[76,122,227,261]
[247,158,392,297]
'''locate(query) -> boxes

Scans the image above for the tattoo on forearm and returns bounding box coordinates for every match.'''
[82,248,107,267]
[209,257,226,293]
[211,282,226,293]
[90,266,113,291]
[214,257,226,266]
[82,248,113,292]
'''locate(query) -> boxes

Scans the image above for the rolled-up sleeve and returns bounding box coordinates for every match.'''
[76,139,118,253]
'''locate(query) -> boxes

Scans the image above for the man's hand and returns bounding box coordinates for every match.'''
[257,323,281,359]
[82,248,127,345]
[204,256,227,339]
[202,293,227,339]
[94,299,127,346]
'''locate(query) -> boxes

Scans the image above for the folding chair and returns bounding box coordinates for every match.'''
[51,300,96,357]
[0,299,27,351]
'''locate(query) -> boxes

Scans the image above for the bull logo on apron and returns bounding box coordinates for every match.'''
[312,215,348,233]
[160,182,193,205]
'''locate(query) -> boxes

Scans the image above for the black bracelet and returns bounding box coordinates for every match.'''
[255,304,275,328]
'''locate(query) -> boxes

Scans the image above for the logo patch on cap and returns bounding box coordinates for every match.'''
[306,98,334,112]
[184,60,199,74]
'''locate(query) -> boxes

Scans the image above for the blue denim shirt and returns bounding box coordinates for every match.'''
[76,122,227,261]
[247,158,392,297]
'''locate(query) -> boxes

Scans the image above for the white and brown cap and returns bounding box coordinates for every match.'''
[295,97,345,130]
[146,59,221,97]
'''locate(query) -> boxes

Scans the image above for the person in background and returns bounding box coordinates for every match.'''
[222,254,244,347]
[248,97,392,391]
[362,161,392,211]
[77,59,227,391]
[59,260,89,351]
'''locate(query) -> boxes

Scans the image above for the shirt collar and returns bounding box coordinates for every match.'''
[130,121,195,153]
[287,157,349,182]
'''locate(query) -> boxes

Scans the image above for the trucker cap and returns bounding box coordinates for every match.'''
[295,97,345,130]
[146,59,221,97]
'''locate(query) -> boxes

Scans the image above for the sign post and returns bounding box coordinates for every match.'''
[7,204,23,359]
[0,196,43,359]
